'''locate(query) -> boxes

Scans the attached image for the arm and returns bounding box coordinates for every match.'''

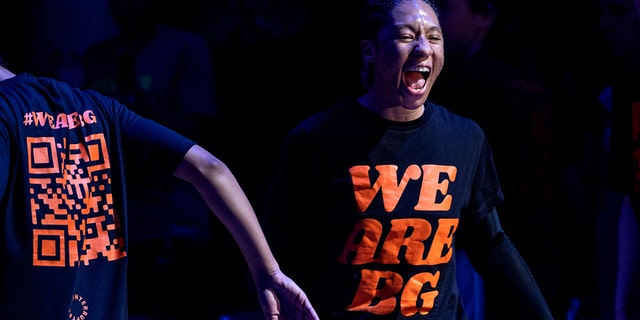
[173,144,318,320]
[459,207,554,320]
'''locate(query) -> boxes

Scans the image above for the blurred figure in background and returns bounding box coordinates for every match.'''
[47,49,85,88]
[430,0,560,318]
[598,0,640,318]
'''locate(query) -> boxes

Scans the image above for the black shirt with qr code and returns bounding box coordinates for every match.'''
[0,73,194,320]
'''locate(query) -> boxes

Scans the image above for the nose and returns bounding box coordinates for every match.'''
[412,36,433,57]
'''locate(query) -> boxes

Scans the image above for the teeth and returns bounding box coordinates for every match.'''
[408,67,430,73]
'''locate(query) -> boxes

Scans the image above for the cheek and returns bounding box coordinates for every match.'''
[430,66,443,82]
[378,62,403,82]
[434,47,445,63]
[378,45,405,66]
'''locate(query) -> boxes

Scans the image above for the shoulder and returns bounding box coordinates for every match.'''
[424,101,488,149]
[0,73,37,87]
[0,73,54,105]
[429,101,483,131]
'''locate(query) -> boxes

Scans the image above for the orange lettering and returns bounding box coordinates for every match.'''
[400,271,439,316]
[338,218,458,266]
[337,218,383,265]
[347,269,402,315]
[32,112,51,126]
[67,112,81,129]
[347,269,441,317]
[414,165,456,211]
[374,218,431,265]
[350,164,456,213]
[424,218,457,264]
[83,110,97,124]
[350,165,421,212]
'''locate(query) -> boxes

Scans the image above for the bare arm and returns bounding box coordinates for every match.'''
[173,144,318,320]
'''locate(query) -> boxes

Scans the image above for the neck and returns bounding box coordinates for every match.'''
[0,65,16,81]
[357,93,425,122]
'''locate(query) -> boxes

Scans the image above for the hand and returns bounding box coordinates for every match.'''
[255,270,319,320]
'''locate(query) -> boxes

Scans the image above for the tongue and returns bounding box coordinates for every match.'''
[405,71,426,89]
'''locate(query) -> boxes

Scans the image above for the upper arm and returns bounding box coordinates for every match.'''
[173,144,204,182]
[173,144,227,186]
[457,206,504,252]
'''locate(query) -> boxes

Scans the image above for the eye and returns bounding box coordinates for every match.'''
[427,34,442,43]
[426,28,444,42]
[398,33,416,42]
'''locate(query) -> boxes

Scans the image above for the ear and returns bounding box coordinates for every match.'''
[360,39,376,63]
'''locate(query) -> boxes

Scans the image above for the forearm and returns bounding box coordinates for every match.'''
[481,234,553,320]
[175,145,319,320]
[174,145,280,281]
[460,208,553,319]
[202,170,281,281]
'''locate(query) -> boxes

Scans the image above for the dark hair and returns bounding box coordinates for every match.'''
[358,0,441,40]
[459,0,498,12]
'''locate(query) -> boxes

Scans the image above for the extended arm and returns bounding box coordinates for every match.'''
[173,144,318,320]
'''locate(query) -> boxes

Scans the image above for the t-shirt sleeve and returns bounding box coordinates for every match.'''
[100,92,195,177]
[465,137,505,222]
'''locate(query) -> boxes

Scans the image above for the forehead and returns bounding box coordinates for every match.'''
[390,0,439,25]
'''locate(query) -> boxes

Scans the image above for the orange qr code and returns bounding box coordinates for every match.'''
[26,134,126,267]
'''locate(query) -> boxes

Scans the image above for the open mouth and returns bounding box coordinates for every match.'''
[404,67,430,90]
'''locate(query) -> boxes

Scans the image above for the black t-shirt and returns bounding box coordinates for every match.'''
[262,99,504,319]
[0,73,194,319]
